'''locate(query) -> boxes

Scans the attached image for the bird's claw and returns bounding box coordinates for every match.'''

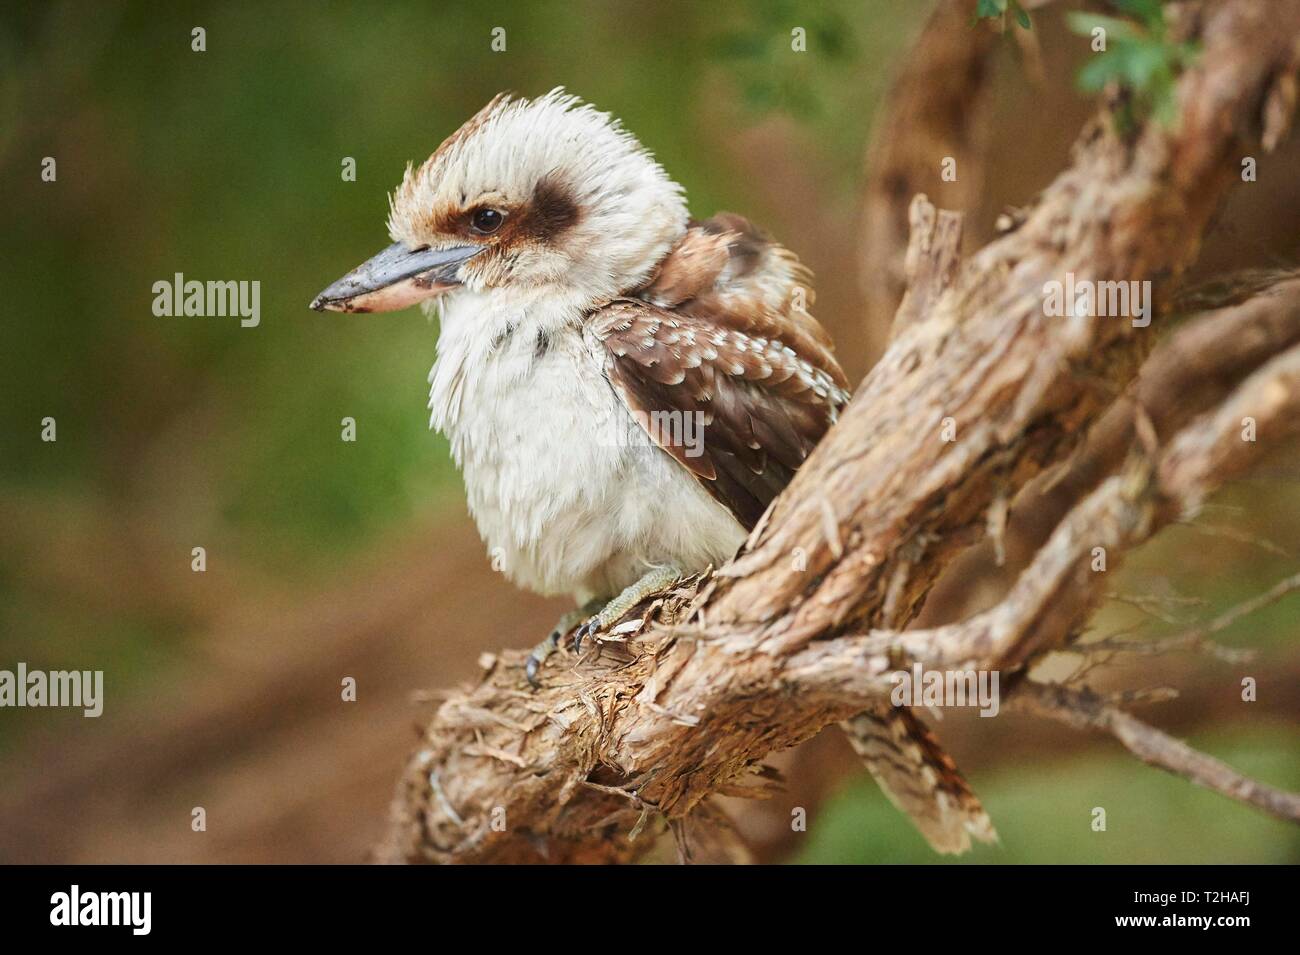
[525,604,599,688]
[524,652,544,688]
[571,615,604,655]
[525,569,677,687]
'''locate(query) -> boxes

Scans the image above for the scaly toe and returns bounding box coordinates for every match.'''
[572,616,602,655]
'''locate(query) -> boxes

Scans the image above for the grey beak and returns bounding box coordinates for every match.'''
[309,241,483,312]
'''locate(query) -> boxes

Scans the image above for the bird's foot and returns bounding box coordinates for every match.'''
[525,603,598,688]
[525,566,684,686]
[572,564,683,655]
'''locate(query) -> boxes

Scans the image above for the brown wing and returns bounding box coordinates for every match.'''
[594,217,849,530]
[637,213,847,393]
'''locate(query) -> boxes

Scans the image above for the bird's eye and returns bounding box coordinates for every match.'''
[470,208,505,235]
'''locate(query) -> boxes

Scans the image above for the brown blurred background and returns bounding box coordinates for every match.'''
[1,1,1297,863]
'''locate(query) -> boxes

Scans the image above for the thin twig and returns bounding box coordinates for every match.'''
[1015,682,1300,824]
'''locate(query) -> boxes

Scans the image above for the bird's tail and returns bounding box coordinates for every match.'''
[841,705,997,854]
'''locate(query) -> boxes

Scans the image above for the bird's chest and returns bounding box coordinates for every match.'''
[429,319,645,585]
[459,330,623,500]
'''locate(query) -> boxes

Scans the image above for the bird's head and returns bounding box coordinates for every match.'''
[310,89,688,313]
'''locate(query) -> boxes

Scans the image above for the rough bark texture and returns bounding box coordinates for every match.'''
[380,0,1300,864]
[859,0,1001,339]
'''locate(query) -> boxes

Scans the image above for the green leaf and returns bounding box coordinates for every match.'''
[1123,40,1170,90]
[1077,49,1125,92]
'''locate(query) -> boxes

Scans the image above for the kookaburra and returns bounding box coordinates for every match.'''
[311,89,994,854]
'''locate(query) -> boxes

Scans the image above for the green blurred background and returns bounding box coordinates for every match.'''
[1,0,1296,863]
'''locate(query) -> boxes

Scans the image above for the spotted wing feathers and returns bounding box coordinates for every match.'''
[594,216,848,529]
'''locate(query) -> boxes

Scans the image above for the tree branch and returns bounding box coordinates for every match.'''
[786,338,1300,692]
[380,0,1300,864]
[860,0,1060,343]
[1012,682,1300,823]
